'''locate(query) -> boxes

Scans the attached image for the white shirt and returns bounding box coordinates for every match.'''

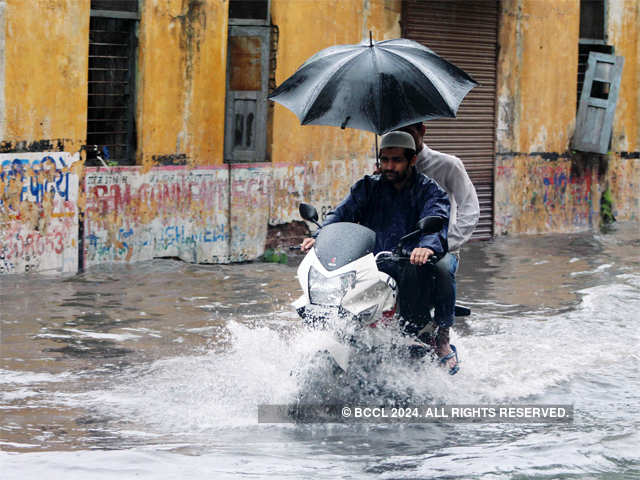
[415,145,480,253]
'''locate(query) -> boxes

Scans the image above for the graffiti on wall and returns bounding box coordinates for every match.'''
[495,157,599,234]
[269,156,375,225]
[229,164,271,262]
[608,154,640,221]
[0,152,79,274]
[1,154,375,273]
[85,164,273,266]
[85,166,228,266]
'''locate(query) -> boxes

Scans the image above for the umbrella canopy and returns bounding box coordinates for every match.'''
[269,37,478,135]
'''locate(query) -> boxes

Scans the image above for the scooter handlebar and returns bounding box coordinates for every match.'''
[375,250,439,266]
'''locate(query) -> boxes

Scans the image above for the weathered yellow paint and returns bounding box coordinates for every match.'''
[270,0,401,195]
[1,1,87,271]
[137,0,228,168]
[497,0,580,153]
[607,0,639,153]
[494,0,639,235]
[603,1,640,222]
[2,0,89,152]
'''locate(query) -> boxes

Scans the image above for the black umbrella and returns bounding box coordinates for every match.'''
[269,36,478,136]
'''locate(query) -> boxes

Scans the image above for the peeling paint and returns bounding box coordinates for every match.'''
[2,0,88,153]
[492,0,637,235]
[138,0,227,168]
[606,0,639,154]
[174,0,207,156]
[229,164,271,262]
[530,126,548,153]
[0,151,80,274]
[495,155,600,235]
[0,139,66,154]
[0,1,5,139]
[85,165,228,266]
[269,156,375,225]
[152,153,188,165]
[497,0,579,154]
[84,164,272,266]
[607,153,640,222]
[361,0,371,41]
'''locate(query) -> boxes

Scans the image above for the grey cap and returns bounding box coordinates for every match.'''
[379,131,416,151]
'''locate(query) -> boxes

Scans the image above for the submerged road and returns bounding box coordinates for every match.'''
[1,222,639,479]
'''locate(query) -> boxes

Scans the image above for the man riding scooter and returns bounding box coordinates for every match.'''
[301,131,460,374]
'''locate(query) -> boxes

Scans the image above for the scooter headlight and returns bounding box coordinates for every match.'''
[308,266,356,306]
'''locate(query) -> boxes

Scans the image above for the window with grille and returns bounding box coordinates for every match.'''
[86,3,139,166]
[577,0,613,107]
[229,0,270,23]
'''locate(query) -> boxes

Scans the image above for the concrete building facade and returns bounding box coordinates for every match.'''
[0,0,638,274]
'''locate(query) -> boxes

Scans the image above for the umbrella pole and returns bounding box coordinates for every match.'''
[370,31,378,170]
[374,133,379,169]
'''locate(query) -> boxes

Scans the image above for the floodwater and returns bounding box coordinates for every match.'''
[1,222,639,479]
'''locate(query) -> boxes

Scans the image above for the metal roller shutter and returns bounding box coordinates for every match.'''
[402,0,498,240]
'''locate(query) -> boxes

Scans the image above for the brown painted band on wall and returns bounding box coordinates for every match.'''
[497,151,639,160]
[496,152,573,160]
[0,139,67,153]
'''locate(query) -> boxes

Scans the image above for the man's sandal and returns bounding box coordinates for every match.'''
[439,344,460,375]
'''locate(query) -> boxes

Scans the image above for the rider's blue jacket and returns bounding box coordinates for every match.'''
[321,169,450,255]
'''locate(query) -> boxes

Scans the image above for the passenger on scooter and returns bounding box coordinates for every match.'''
[301,131,459,373]
[398,123,480,366]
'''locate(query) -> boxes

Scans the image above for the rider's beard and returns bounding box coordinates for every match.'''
[382,168,409,185]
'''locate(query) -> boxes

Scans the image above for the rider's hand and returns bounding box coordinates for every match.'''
[409,247,434,265]
[301,237,315,252]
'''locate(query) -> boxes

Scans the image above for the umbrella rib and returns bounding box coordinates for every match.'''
[297,43,364,69]
[378,48,460,118]
[382,44,478,85]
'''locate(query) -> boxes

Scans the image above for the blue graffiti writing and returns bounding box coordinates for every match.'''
[1,155,72,204]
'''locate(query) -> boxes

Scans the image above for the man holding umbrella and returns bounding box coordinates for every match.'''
[301,131,459,374]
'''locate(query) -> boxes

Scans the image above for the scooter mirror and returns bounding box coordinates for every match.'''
[417,216,445,234]
[299,203,319,223]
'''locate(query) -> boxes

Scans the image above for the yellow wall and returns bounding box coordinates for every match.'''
[2,0,89,152]
[137,0,228,168]
[496,0,640,233]
[607,0,639,154]
[605,0,640,221]
[497,0,580,153]
[495,0,602,235]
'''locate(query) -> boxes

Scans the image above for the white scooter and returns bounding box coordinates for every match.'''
[293,203,468,374]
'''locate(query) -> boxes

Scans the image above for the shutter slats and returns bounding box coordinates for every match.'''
[403,0,498,241]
